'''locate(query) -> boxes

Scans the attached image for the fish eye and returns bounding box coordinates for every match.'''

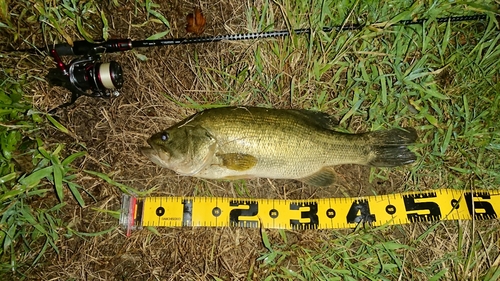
[161,132,169,141]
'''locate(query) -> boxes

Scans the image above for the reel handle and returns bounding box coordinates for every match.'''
[50,49,69,76]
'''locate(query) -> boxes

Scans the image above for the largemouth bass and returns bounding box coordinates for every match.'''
[141,107,417,186]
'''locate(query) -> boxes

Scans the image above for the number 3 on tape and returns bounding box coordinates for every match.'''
[120,189,500,236]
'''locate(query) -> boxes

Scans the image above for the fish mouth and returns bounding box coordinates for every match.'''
[140,144,170,168]
[140,138,171,167]
[140,138,158,157]
[146,137,155,148]
[139,145,156,158]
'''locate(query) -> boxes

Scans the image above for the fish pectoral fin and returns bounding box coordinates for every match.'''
[217,153,258,171]
[299,168,336,187]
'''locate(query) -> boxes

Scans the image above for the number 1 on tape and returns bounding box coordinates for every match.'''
[120,189,500,236]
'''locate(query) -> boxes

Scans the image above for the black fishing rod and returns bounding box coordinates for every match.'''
[53,14,486,56]
[32,14,486,110]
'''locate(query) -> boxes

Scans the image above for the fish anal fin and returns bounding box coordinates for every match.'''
[299,168,336,186]
[218,153,258,171]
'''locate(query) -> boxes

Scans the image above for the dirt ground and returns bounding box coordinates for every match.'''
[3,0,496,280]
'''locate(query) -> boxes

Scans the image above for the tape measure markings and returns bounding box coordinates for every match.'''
[120,189,500,235]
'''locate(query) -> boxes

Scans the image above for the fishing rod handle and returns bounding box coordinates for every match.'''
[54,39,133,56]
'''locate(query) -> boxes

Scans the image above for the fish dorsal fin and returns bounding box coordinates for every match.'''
[290,109,339,130]
[218,153,258,171]
[299,167,336,186]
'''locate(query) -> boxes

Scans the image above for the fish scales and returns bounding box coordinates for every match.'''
[192,109,370,179]
[141,107,417,186]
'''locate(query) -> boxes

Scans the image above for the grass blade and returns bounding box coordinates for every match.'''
[45,114,69,134]
[66,182,85,207]
[53,164,64,202]
[19,166,53,188]
[61,151,86,166]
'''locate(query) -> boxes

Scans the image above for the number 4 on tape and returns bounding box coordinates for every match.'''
[119,189,500,236]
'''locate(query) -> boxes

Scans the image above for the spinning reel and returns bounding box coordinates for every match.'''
[48,40,133,111]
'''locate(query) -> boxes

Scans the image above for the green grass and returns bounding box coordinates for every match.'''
[1,0,499,279]
[239,0,499,280]
[258,227,416,280]
[0,74,88,273]
[1,1,170,275]
[0,78,142,276]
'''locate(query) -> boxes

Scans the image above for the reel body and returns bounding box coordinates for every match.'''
[49,41,128,110]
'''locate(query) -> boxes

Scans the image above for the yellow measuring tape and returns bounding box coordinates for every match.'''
[120,189,499,236]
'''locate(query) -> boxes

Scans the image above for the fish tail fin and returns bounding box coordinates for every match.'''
[367,128,418,167]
